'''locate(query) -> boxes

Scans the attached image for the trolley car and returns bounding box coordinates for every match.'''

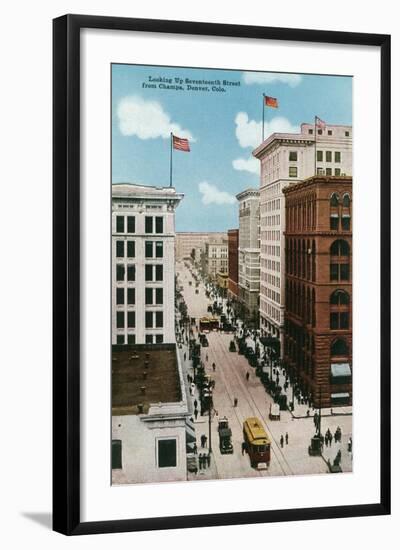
[243,417,271,468]
[199,316,219,332]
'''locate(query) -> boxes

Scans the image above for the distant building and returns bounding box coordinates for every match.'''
[227,229,239,302]
[176,232,226,262]
[283,175,352,408]
[112,183,183,345]
[112,344,194,484]
[236,189,260,325]
[253,122,352,352]
[203,235,228,281]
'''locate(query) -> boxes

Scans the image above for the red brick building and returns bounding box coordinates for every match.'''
[283,176,352,408]
[227,229,239,301]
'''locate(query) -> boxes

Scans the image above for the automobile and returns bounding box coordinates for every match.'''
[218,417,233,454]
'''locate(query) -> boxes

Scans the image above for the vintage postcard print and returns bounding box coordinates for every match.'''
[111,63,352,485]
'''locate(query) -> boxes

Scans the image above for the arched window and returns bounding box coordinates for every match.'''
[331,339,349,356]
[330,193,340,230]
[330,193,340,207]
[330,290,350,305]
[330,239,350,256]
[330,290,350,329]
[343,193,351,207]
[341,193,351,230]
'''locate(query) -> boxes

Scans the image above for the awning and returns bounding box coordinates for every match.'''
[185,421,196,443]
[331,392,350,399]
[331,363,351,378]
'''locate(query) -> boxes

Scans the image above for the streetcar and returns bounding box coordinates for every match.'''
[199,316,219,332]
[243,417,271,468]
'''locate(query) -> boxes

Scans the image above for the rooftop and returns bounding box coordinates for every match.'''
[112,344,182,415]
[112,183,184,201]
[253,122,352,158]
[282,175,352,195]
[236,188,260,201]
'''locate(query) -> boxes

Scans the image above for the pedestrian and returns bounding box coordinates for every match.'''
[206,453,211,467]
[241,441,247,455]
[280,435,284,448]
[212,362,216,372]
[198,453,203,470]
[194,399,198,409]
[203,435,208,448]
[193,442,197,454]
[306,409,310,417]
[233,397,238,407]
[200,434,206,448]
[285,432,289,445]
[206,354,208,362]
[246,372,250,381]
[194,408,198,420]
[348,437,352,453]
[184,352,186,361]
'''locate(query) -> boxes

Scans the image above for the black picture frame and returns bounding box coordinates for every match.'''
[53,14,391,535]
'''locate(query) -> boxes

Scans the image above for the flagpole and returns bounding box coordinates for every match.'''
[170,132,173,187]
[314,116,317,176]
[262,94,265,142]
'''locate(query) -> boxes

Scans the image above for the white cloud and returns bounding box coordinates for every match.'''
[235,112,299,149]
[243,72,302,87]
[232,156,259,175]
[198,181,236,206]
[117,96,195,141]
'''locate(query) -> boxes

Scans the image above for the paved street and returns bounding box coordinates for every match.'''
[176,260,353,480]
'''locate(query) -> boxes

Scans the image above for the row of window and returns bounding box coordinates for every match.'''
[115,264,164,282]
[115,334,164,345]
[286,198,317,231]
[116,310,164,329]
[112,438,176,470]
[316,150,342,163]
[115,240,164,258]
[286,284,351,330]
[307,129,350,137]
[286,239,316,281]
[115,215,164,234]
[115,287,163,306]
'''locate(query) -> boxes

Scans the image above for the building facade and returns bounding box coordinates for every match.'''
[283,176,352,408]
[176,232,226,262]
[253,122,352,351]
[227,228,239,301]
[236,189,260,325]
[203,236,228,281]
[112,183,183,345]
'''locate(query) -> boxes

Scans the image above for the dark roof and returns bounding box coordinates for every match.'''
[112,344,182,415]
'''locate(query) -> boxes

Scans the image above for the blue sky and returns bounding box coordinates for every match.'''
[112,64,352,232]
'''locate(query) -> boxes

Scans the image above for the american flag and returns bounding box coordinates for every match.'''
[264,95,278,108]
[172,135,190,152]
[315,116,326,129]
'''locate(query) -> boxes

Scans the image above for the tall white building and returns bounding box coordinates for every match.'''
[236,188,260,323]
[253,122,352,351]
[112,183,183,345]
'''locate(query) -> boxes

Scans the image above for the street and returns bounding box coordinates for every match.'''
[176,260,353,481]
